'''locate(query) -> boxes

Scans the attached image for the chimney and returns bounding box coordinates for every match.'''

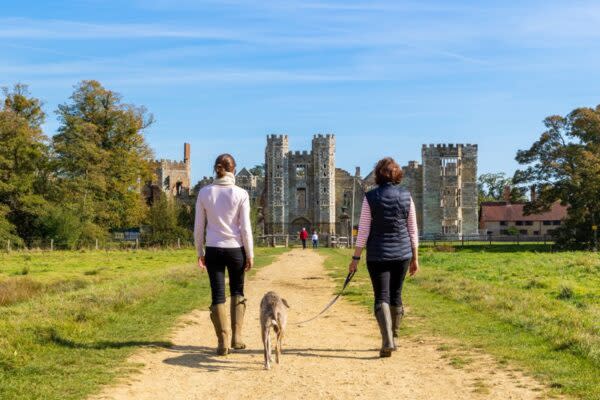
[184,143,191,164]
[502,185,511,202]
[355,166,360,177]
[530,185,537,202]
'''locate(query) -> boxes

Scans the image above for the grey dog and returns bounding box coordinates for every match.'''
[259,291,290,370]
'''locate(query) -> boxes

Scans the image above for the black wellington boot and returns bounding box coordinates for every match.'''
[390,305,404,350]
[374,303,394,358]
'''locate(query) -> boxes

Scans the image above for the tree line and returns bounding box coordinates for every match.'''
[1,80,599,249]
[0,80,191,248]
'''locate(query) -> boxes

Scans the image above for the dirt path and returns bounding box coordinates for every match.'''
[93,249,552,400]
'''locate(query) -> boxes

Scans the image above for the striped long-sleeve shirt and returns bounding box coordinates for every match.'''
[355,196,419,249]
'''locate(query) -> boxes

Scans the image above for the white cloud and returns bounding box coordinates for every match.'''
[0,18,241,40]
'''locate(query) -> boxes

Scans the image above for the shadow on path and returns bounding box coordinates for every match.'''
[162,345,380,371]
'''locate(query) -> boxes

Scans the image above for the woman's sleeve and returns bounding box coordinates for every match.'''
[355,196,371,248]
[407,197,419,248]
[239,193,254,259]
[193,194,206,257]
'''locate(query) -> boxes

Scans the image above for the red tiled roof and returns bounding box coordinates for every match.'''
[480,202,568,222]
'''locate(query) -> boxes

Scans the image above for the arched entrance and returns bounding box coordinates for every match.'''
[290,217,311,236]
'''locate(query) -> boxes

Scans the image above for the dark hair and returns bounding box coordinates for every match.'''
[374,157,403,185]
[214,153,236,178]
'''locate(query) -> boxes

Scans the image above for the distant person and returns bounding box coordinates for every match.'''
[348,157,419,358]
[300,227,308,249]
[194,153,253,356]
[312,231,319,248]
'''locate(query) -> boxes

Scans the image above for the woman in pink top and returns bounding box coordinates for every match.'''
[194,154,254,356]
[348,157,419,357]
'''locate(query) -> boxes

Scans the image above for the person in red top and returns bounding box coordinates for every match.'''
[299,227,308,249]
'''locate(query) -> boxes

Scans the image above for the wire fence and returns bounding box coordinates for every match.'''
[0,237,196,252]
[419,234,555,247]
[0,233,555,253]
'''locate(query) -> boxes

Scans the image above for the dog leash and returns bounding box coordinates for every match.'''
[296,270,356,326]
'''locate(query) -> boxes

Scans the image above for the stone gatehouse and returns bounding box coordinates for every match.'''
[261,136,478,238]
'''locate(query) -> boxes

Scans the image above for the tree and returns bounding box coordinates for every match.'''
[0,204,23,246]
[143,195,191,245]
[249,164,265,177]
[52,80,154,233]
[513,106,600,250]
[478,172,526,203]
[0,84,49,243]
[3,83,45,128]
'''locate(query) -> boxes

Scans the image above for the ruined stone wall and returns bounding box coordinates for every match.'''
[421,144,478,237]
[335,167,364,237]
[401,161,423,231]
[145,143,192,204]
[460,144,478,235]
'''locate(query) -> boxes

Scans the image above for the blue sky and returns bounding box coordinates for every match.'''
[2,0,600,182]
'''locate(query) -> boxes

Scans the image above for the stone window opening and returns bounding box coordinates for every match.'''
[440,157,459,176]
[296,165,306,178]
[442,219,461,235]
[176,181,183,195]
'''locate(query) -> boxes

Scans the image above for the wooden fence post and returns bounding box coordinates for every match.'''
[7,239,11,252]
[177,238,181,249]
[135,238,139,250]
[95,239,99,250]
[50,238,54,251]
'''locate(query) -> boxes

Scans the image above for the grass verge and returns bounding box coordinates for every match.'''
[0,247,287,400]
[322,246,600,400]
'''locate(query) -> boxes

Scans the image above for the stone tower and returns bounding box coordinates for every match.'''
[263,134,337,235]
[422,144,478,237]
[312,134,336,234]
[265,134,289,234]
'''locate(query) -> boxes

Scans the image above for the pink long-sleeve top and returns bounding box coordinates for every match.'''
[194,183,254,259]
[355,195,419,249]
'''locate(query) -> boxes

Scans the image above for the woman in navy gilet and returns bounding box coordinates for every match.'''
[349,157,420,357]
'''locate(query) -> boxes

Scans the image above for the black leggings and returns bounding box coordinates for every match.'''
[367,259,410,306]
[205,247,246,306]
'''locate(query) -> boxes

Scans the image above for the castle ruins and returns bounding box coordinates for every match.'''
[177,136,479,238]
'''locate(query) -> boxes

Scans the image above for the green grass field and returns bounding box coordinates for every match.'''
[322,245,600,400]
[0,248,287,400]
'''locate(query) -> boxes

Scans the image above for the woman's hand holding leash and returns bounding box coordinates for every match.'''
[348,259,358,274]
[349,246,363,273]
[197,256,206,272]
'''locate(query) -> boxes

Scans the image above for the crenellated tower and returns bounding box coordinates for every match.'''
[312,134,336,234]
[265,134,289,234]
[421,143,478,237]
